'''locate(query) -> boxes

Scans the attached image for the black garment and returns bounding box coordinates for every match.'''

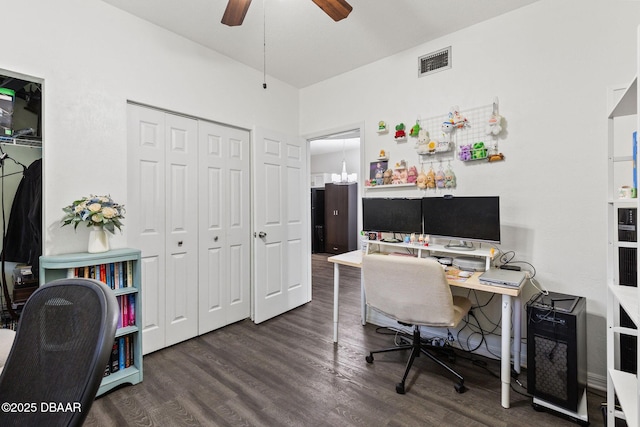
[3,158,42,274]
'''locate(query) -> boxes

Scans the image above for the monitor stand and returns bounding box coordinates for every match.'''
[445,241,475,251]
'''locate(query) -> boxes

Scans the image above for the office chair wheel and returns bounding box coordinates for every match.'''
[454,382,466,394]
[365,354,374,364]
[395,382,405,394]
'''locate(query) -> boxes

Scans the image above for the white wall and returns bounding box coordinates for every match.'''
[2,0,299,255]
[300,0,640,383]
[310,148,360,177]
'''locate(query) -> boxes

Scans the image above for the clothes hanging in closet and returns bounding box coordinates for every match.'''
[3,158,42,275]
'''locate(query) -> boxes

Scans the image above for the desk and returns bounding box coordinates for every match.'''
[328,250,522,409]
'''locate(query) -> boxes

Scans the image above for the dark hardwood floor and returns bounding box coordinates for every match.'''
[85,254,606,426]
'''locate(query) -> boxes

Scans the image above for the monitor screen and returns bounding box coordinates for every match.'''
[362,198,423,234]
[422,196,500,247]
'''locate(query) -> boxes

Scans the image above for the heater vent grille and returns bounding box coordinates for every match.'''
[418,47,451,77]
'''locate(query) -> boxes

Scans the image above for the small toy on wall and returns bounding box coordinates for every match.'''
[377,121,388,134]
[378,149,389,160]
[394,123,407,141]
[416,167,428,189]
[449,106,469,129]
[392,169,402,184]
[486,113,503,136]
[416,129,433,155]
[426,166,436,189]
[407,166,418,184]
[444,165,456,188]
[435,166,446,189]
[458,144,472,161]
[441,118,455,143]
[393,160,408,184]
[383,168,393,185]
[409,120,421,137]
[485,97,506,162]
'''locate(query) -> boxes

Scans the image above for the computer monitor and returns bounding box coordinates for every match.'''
[362,198,423,234]
[422,196,500,250]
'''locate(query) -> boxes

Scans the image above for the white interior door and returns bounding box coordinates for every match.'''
[128,104,199,353]
[127,104,167,354]
[164,113,199,346]
[253,128,310,323]
[198,121,250,334]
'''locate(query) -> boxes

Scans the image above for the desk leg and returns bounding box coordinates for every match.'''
[513,295,522,374]
[501,294,512,409]
[333,263,340,343]
[361,272,366,326]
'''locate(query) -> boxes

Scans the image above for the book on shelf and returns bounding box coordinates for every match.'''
[116,294,136,327]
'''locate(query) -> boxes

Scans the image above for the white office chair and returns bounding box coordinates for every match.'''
[362,253,472,394]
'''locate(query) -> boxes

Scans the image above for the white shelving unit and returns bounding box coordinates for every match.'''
[606,27,640,427]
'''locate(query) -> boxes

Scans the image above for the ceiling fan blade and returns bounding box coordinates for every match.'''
[311,0,353,22]
[221,0,252,27]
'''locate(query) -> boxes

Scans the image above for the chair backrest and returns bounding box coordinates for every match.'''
[0,278,119,427]
[363,254,457,326]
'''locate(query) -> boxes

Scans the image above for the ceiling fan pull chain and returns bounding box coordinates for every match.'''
[263,0,267,89]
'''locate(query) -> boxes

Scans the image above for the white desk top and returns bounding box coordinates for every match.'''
[328,250,522,297]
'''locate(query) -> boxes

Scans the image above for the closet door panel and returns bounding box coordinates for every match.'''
[198,122,250,333]
[164,114,198,346]
[127,104,167,354]
[226,134,250,324]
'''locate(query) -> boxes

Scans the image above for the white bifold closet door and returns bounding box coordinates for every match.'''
[127,104,250,354]
[197,120,250,334]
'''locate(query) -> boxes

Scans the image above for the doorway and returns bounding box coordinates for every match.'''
[308,127,362,276]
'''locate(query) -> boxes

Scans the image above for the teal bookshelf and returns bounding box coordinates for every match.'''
[39,248,143,396]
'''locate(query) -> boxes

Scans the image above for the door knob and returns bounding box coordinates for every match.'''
[178,241,183,246]
[214,236,219,242]
[258,231,267,238]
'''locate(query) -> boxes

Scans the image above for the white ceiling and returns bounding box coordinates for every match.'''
[100,0,540,89]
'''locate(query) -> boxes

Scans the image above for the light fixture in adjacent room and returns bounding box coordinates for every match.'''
[332,139,356,184]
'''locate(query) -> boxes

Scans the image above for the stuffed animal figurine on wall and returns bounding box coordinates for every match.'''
[416,168,428,189]
[458,144,472,161]
[426,167,436,189]
[450,106,469,129]
[409,121,421,137]
[435,167,445,189]
[486,113,504,136]
[407,166,417,184]
[394,123,406,140]
[445,166,456,188]
[392,170,402,185]
[383,168,393,185]
[416,129,430,154]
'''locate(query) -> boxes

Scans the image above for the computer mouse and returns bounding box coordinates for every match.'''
[459,271,473,278]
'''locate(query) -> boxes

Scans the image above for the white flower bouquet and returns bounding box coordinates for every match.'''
[61,195,125,234]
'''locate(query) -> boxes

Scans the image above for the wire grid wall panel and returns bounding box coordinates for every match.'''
[418,103,495,164]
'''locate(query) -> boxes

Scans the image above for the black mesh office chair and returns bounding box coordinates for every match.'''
[363,254,472,394]
[0,278,119,427]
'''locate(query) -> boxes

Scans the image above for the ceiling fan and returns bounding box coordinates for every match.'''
[221,0,353,27]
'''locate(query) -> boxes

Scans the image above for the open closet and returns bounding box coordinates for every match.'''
[0,70,43,328]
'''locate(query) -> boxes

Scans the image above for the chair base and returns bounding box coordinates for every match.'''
[365,325,466,394]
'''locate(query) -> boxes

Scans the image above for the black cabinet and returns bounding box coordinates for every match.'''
[311,188,325,253]
[324,183,357,254]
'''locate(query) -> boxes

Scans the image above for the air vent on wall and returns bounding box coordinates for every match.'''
[418,46,451,77]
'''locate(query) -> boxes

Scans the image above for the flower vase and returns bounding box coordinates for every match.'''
[88,226,109,253]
